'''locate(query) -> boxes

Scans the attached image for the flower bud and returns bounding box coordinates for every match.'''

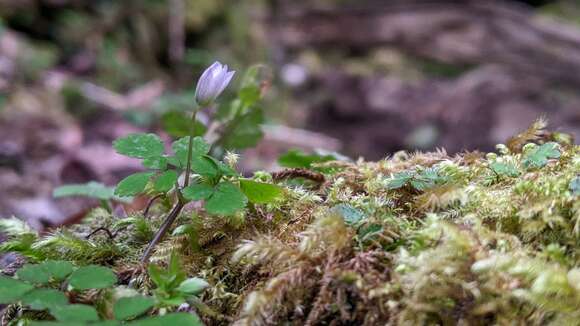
[195,61,235,106]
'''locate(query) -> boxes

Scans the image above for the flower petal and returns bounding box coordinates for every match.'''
[216,70,235,96]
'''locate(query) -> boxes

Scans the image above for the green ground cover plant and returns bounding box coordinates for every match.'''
[0,61,578,325]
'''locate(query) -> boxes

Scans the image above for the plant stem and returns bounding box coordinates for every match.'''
[183,108,198,187]
[140,200,185,264]
[140,107,201,264]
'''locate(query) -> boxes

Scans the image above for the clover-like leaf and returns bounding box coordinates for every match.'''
[53,182,120,201]
[172,136,210,167]
[115,172,154,197]
[278,149,337,169]
[176,277,209,295]
[411,168,447,191]
[239,179,283,204]
[21,288,68,310]
[0,275,34,303]
[332,204,365,225]
[113,296,155,320]
[16,264,51,284]
[142,156,168,170]
[50,304,100,322]
[191,155,219,177]
[182,183,214,201]
[490,162,520,178]
[205,182,247,215]
[523,142,561,169]
[114,133,164,159]
[42,260,74,281]
[153,170,178,193]
[68,265,117,290]
[386,171,413,190]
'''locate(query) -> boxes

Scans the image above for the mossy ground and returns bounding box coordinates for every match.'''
[1,123,579,325]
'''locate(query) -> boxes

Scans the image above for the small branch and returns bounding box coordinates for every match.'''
[143,194,164,219]
[86,227,115,241]
[140,200,185,264]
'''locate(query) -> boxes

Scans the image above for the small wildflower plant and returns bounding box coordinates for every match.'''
[0,59,577,326]
[109,62,283,262]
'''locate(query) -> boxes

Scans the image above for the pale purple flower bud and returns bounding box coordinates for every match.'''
[195,61,235,106]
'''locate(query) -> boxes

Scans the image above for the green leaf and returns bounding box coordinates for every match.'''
[147,254,186,291]
[332,204,365,225]
[191,155,219,177]
[16,264,51,284]
[113,133,164,159]
[166,156,181,168]
[42,260,74,281]
[490,162,520,177]
[142,156,167,170]
[128,313,202,326]
[53,182,118,201]
[113,296,155,320]
[50,304,100,322]
[168,253,186,285]
[182,183,214,201]
[172,136,210,167]
[153,170,178,193]
[233,65,266,108]
[68,265,117,290]
[569,176,580,196]
[387,169,446,191]
[358,224,383,242]
[238,86,261,107]
[205,182,247,215]
[29,322,82,326]
[162,111,206,138]
[239,179,283,204]
[278,149,337,169]
[115,172,154,197]
[221,109,264,149]
[93,322,122,326]
[171,224,199,250]
[523,142,561,169]
[176,278,209,295]
[21,288,68,310]
[386,172,413,190]
[147,264,164,289]
[0,275,34,303]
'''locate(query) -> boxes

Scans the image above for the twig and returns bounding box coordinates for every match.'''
[86,227,115,241]
[140,200,185,264]
[143,194,164,219]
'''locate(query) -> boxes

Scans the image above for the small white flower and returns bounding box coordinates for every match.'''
[195,61,235,106]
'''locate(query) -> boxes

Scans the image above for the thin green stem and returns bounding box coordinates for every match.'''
[140,107,204,264]
[183,108,199,187]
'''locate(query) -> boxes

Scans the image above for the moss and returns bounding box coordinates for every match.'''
[2,122,579,325]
